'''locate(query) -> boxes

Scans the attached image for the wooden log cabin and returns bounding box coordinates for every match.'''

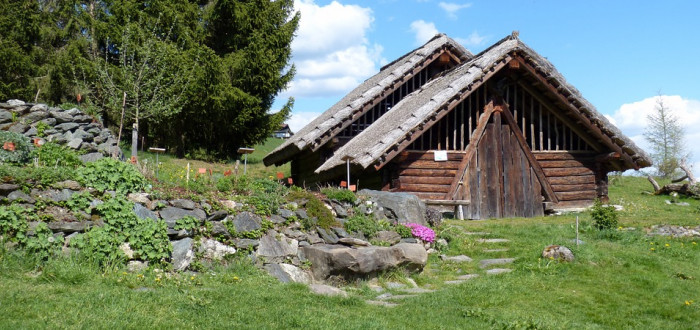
[264,32,651,219]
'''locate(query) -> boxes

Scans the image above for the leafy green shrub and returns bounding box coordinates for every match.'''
[30,142,82,167]
[77,158,148,194]
[590,199,618,230]
[0,131,33,164]
[175,215,199,231]
[65,191,94,213]
[305,196,336,229]
[0,205,30,243]
[35,121,51,137]
[344,214,379,237]
[216,176,234,192]
[25,222,63,261]
[0,165,77,188]
[246,178,287,216]
[321,187,356,204]
[393,223,413,238]
[71,196,171,266]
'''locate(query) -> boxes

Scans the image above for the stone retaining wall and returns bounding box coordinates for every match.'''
[0,99,121,161]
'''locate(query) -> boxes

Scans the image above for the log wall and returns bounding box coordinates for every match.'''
[534,152,600,208]
[390,151,464,200]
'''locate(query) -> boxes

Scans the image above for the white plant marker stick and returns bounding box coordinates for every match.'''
[186,162,190,184]
[576,216,579,247]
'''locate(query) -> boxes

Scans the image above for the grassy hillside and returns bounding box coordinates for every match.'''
[1,176,699,329]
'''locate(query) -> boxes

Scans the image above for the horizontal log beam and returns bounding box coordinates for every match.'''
[547,175,595,185]
[555,190,597,201]
[538,160,594,168]
[398,151,465,161]
[398,183,451,193]
[398,169,457,177]
[399,176,453,185]
[533,152,595,161]
[551,183,597,192]
[398,160,461,170]
[543,167,594,177]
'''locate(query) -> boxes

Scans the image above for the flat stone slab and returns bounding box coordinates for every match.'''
[309,284,347,297]
[477,238,510,243]
[479,258,516,268]
[440,254,473,262]
[365,300,398,307]
[398,287,435,294]
[456,274,480,280]
[377,293,417,300]
[486,268,513,275]
[483,248,509,253]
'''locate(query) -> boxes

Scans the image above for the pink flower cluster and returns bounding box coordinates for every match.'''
[403,223,435,243]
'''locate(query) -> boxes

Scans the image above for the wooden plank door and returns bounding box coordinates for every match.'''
[465,111,545,219]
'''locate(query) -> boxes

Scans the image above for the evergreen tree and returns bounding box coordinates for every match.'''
[644,94,687,178]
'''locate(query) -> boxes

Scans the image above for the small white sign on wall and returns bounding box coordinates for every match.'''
[434,150,448,161]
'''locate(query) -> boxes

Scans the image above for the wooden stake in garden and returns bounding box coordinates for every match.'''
[576,216,579,247]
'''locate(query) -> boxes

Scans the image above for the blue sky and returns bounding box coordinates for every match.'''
[274,0,700,173]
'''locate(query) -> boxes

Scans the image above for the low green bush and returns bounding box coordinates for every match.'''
[591,199,619,230]
[393,223,413,238]
[321,187,356,204]
[0,205,30,243]
[25,222,64,261]
[30,142,82,167]
[71,196,171,266]
[0,131,33,164]
[344,214,379,237]
[77,158,148,194]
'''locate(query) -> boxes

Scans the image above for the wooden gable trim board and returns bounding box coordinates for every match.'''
[512,55,639,170]
[446,101,496,200]
[310,47,463,152]
[371,55,513,171]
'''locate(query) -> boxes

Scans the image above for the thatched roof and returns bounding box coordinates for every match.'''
[263,34,472,166]
[314,34,652,174]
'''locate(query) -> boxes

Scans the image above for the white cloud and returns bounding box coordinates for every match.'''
[409,20,439,45]
[456,31,487,47]
[438,2,472,19]
[609,95,700,176]
[288,111,322,133]
[283,0,385,98]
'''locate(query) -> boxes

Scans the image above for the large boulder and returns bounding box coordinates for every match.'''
[257,231,298,260]
[302,243,427,280]
[542,245,574,262]
[231,212,262,233]
[358,190,427,225]
[264,263,312,284]
[159,207,206,228]
[171,238,194,271]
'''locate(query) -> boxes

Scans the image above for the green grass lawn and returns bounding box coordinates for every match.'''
[2,177,700,329]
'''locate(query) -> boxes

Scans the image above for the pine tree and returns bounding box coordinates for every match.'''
[644,94,687,178]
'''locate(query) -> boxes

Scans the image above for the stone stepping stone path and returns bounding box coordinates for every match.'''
[398,287,436,294]
[377,293,418,300]
[463,232,491,236]
[439,254,473,262]
[483,248,508,253]
[444,274,479,285]
[479,258,516,269]
[366,300,398,307]
[477,238,510,243]
[486,268,513,275]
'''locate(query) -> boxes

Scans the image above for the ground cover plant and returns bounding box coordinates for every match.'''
[0,146,700,329]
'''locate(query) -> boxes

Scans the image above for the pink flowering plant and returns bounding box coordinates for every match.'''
[403,223,435,243]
